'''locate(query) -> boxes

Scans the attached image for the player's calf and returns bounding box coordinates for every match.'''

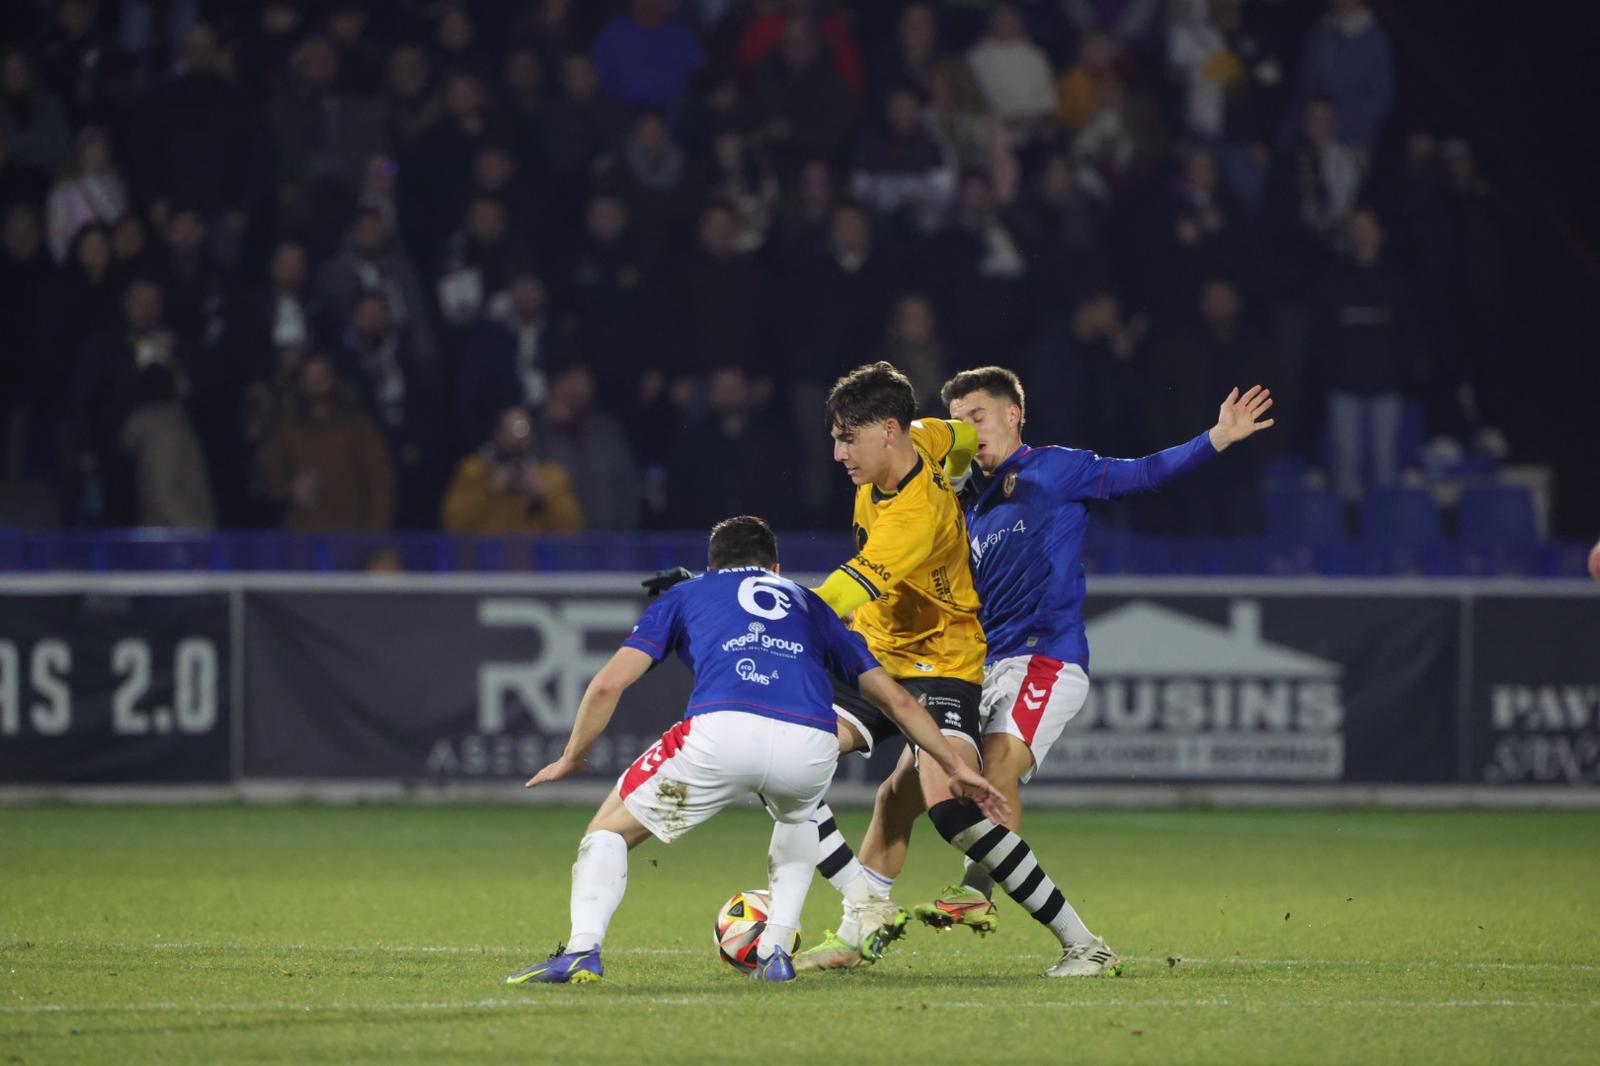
[926,798,1119,976]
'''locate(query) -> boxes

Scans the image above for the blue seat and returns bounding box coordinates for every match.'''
[1459,486,1539,550]
[1212,537,1271,575]
[1361,488,1444,574]
[1541,540,1595,578]
[1262,455,1316,493]
[1362,488,1441,547]
[1113,535,1219,575]
[1265,488,1347,550]
[1458,485,1541,575]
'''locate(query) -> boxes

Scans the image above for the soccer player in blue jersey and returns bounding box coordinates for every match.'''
[903,366,1274,972]
[796,363,1131,978]
[503,515,1008,986]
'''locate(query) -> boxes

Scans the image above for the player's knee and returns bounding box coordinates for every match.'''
[981,734,1033,788]
[875,769,925,832]
[872,775,897,813]
[926,798,986,845]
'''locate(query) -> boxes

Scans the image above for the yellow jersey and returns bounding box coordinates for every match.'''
[835,419,986,683]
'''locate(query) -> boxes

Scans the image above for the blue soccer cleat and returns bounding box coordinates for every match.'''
[750,947,796,982]
[504,945,604,985]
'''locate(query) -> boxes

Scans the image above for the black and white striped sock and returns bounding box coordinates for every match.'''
[927,800,1092,946]
[811,803,867,900]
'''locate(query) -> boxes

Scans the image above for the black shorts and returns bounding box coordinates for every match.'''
[831,674,982,756]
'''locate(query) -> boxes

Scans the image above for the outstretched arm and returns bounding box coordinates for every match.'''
[857,668,1012,825]
[525,647,655,787]
[1207,385,1276,453]
[1092,385,1274,498]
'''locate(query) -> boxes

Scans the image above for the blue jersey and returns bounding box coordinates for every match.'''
[965,434,1216,671]
[622,566,879,734]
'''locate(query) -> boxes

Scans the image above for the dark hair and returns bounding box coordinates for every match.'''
[940,365,1026,424]
[826,360,916,433]
[707,515,778,570]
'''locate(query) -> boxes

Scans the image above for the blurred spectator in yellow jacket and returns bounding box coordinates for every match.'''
[441,405,583,534]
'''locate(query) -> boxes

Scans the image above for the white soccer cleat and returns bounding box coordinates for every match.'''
[1043,936,1122,977]
[854,898,910,961]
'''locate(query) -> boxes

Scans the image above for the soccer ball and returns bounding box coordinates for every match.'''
[714,889,799,972]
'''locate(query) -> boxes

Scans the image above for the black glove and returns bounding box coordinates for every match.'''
[641,566,695,599]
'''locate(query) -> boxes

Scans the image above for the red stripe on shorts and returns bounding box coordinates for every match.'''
[618,717,693,800]
[1010,656,1064,746]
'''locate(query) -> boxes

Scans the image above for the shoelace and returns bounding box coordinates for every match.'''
[1061,943,1113,964]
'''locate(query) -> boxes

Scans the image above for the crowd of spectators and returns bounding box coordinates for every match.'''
[0,0,1515,536]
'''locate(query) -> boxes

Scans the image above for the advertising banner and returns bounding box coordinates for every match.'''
[4,577,1595,791]
[0,592,231,782]
[1471,596,1600,787]
[1040,593,1462,783]
[243,587,694,781]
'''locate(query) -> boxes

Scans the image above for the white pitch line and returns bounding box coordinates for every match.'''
[132,942,696,957]
[142,942,530,956]
[0,998,598,1016]
[1116,955,1600,973]
[10,941,1594,972]
[3,997,1595,1017]
[1020,998,1600,1011]
[137,941,688,953]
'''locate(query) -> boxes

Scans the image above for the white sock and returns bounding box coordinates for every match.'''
[567,830,628,953]
[759,821,814,959]
[962,859,996,900]
[759,923,797,959]
[1048,900,1095,948]
[861,864,895,901]
[834,868,873,946]
[831,857,869,900]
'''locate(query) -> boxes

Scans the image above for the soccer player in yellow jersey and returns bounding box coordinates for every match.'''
[797,363,1116,977]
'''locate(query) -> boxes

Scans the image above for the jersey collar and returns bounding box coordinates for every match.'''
[973,444,1031,508]
[870,455,924,503]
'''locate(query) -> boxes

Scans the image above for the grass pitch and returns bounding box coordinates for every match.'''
[3,804,1597,1064]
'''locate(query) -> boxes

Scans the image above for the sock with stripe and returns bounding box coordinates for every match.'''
[812,804,866,897]
[812,803,871,946]
[926,801,1093,947]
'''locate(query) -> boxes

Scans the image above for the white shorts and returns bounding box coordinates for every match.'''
[979,655,1090,783]
[617,710,839,843]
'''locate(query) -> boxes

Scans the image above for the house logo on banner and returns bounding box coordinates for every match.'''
[1043,600,1345,781]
